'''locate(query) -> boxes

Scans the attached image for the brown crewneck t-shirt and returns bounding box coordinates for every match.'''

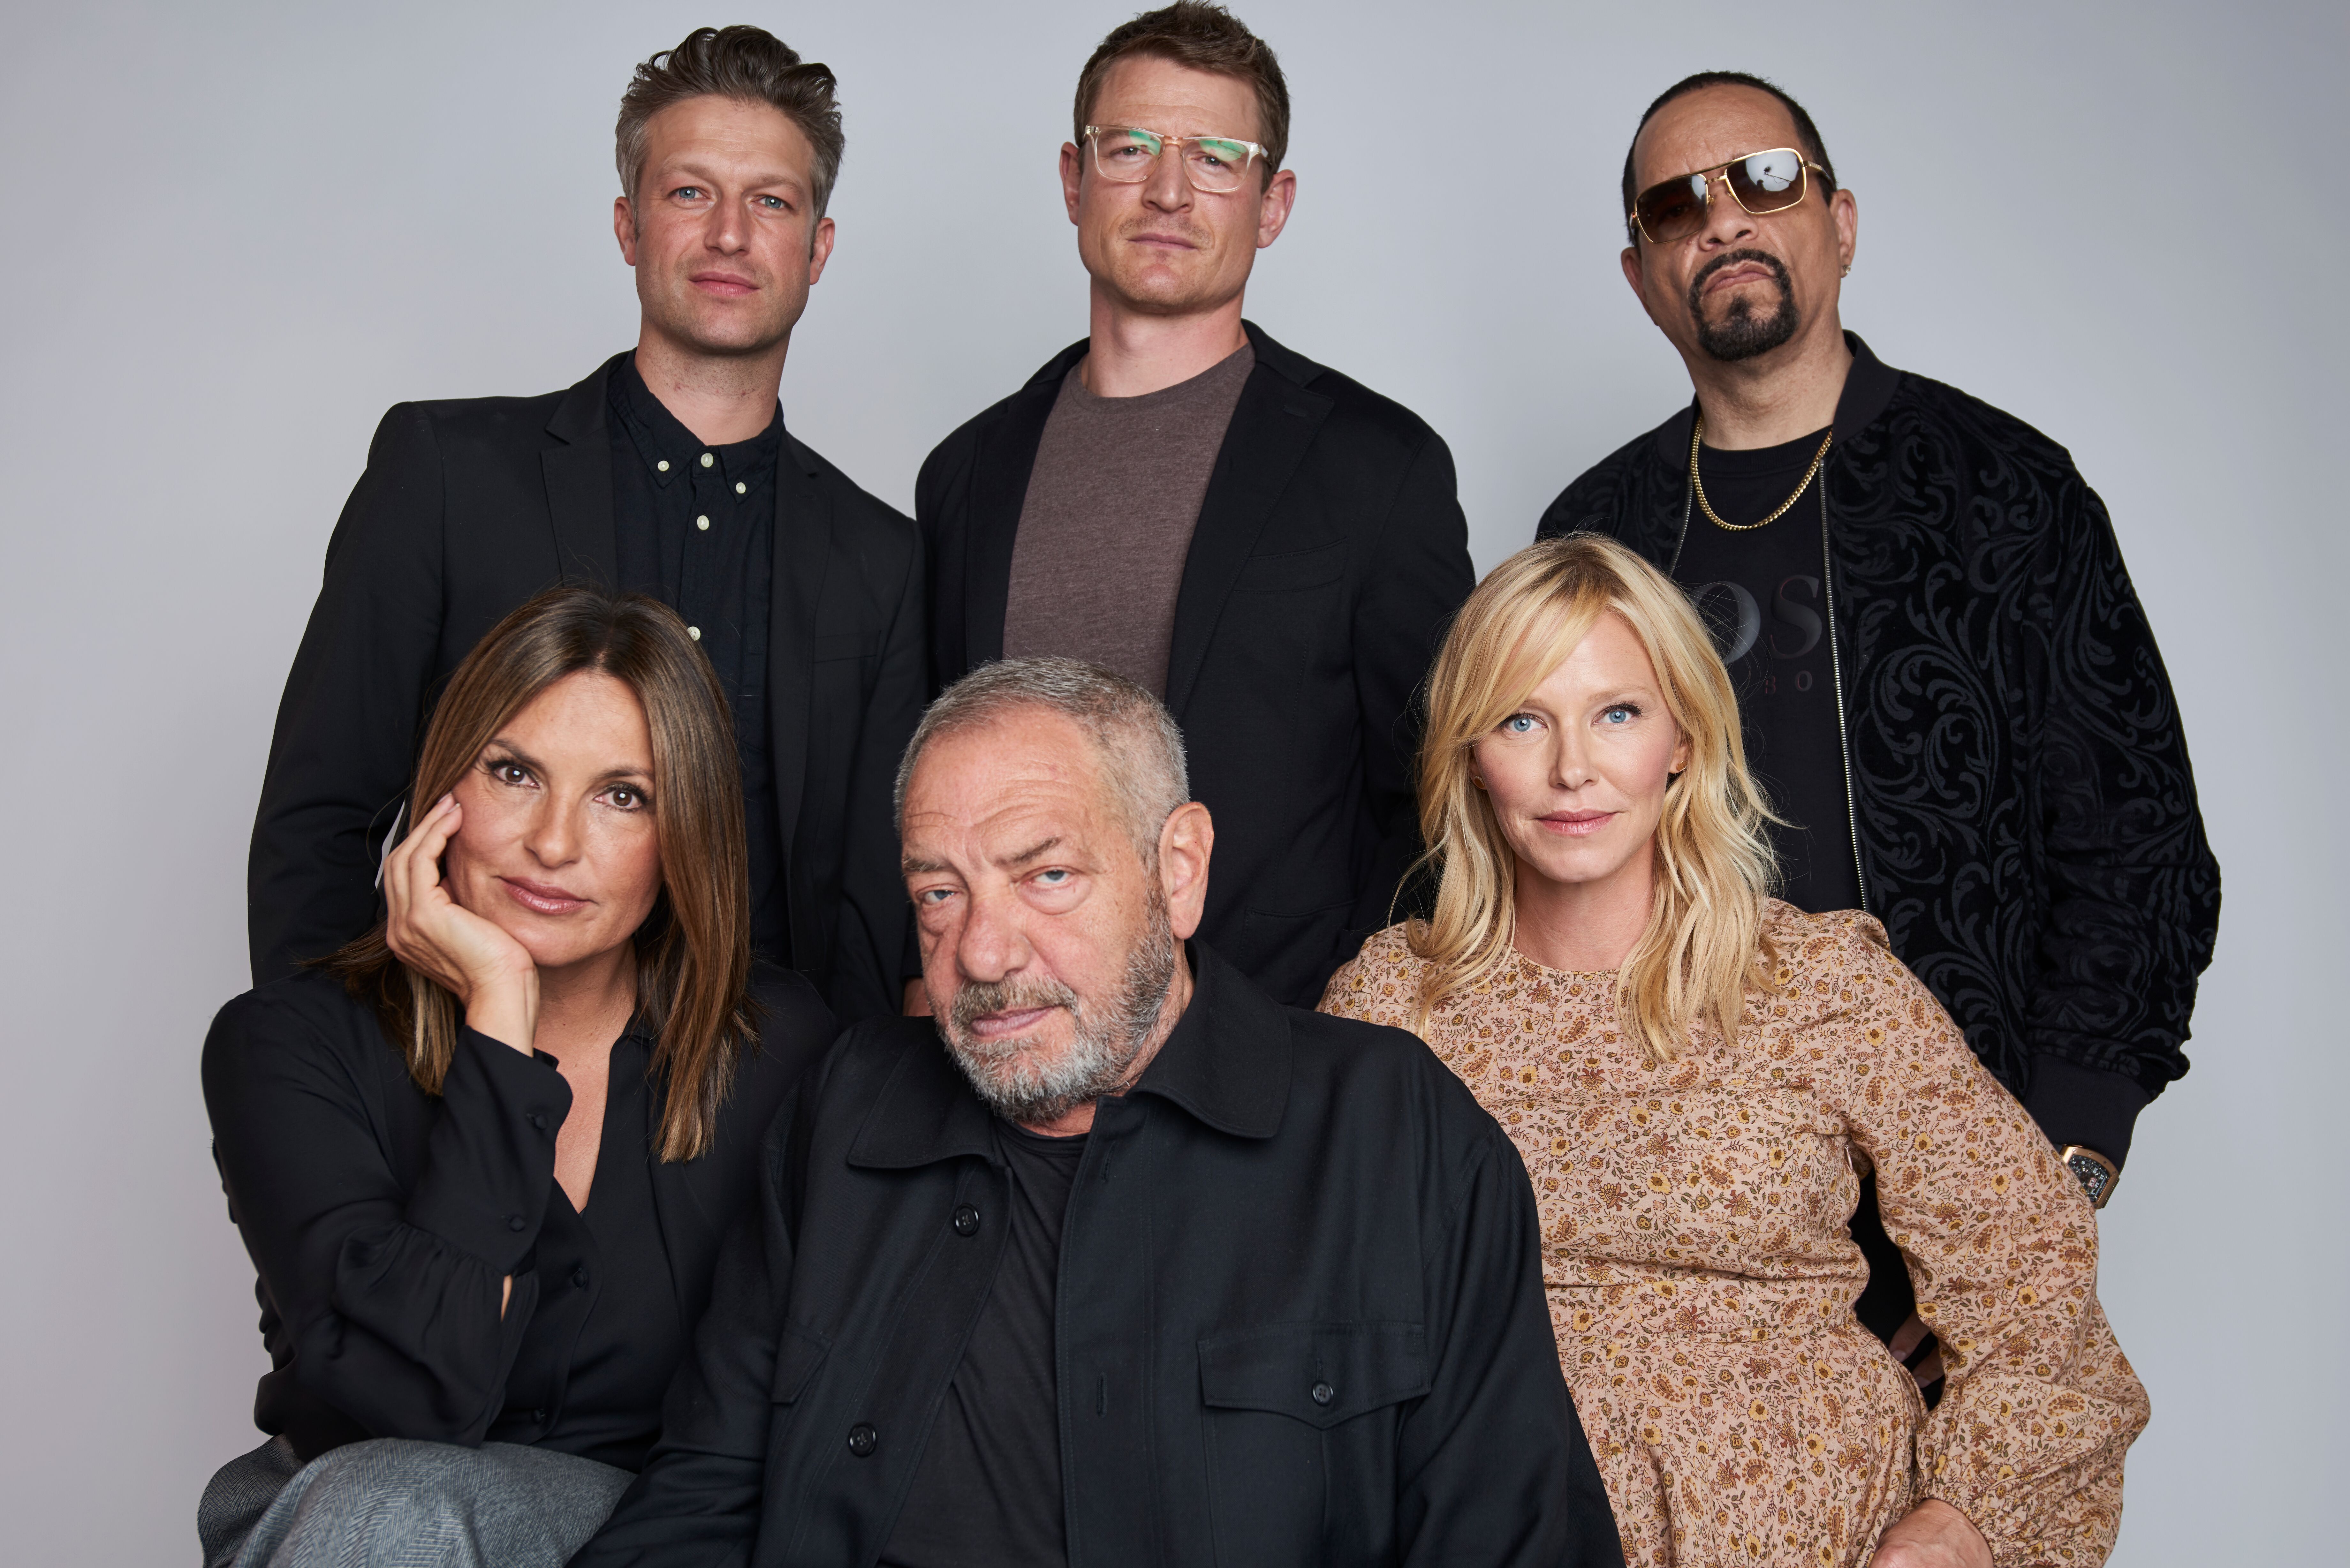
[999,342,1254,695]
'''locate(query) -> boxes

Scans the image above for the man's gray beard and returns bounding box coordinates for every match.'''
[1688,247,1801,362]
[936,892,1179,1127]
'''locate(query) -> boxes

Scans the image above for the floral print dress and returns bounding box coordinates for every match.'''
[1321,904,2146,1567]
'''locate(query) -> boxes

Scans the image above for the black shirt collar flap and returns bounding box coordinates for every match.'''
[845,1029,998,1170]
[1127,943,1290,1141]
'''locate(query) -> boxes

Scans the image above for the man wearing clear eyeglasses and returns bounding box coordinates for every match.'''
[914,1,1475,1011]
[1537,73,2217,1564]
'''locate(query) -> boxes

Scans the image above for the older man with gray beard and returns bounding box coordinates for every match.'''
[575,658,1621,1568]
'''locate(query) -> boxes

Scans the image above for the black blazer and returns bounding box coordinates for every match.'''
[916,323,1476,1006]
[577,945,1620,1568]
[247,353,926,1023]
[201,964,836,1465]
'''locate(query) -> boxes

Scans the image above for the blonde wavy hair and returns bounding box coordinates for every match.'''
[1406,533,1780,1060]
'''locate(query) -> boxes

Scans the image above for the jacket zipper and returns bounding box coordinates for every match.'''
[1817,479,1869,912]
[1670,459,1870,914]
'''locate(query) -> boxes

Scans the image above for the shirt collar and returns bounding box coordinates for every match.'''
[608,353,784,486]
[845,943,1291,1170]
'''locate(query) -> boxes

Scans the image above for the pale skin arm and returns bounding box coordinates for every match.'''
[381,793,542,1315]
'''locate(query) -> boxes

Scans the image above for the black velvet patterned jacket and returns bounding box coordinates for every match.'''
[1536,334,2219,1169]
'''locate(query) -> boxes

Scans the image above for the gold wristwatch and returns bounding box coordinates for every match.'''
[2058,1145,2118,1209]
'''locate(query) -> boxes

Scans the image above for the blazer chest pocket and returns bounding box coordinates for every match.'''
[1232,540,1346,594]
[1197,1322,1429,1551]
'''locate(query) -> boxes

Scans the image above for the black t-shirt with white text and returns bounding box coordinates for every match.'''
[1672,429,1864,915]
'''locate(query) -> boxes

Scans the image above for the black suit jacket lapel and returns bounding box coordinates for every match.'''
[963,340,1087,667]
[541,354,625,588]
[768,434,832,860]
[1164,323,1332,717]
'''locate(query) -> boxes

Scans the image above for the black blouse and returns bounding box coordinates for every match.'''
[201,963,833,1468]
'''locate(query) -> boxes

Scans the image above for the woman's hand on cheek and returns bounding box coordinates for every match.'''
[384,794,539,1052]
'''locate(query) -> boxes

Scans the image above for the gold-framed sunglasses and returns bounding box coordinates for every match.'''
[1083,124,1267,194]
[1629,147,1827,244]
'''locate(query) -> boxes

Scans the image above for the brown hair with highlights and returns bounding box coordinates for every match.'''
[323,585,755,1161]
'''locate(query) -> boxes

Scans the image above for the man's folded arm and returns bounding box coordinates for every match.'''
[247,403,449,984]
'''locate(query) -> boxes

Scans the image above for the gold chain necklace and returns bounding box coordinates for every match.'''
[1689,415,1832,532]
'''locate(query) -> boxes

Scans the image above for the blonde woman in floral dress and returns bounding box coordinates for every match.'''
[1322,535,2145,1568]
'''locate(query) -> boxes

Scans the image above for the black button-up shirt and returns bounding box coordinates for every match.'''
[608,359,788,961]
[491,1030,682,1469]
[201,966,836,1470]
[579,945,1623,1568]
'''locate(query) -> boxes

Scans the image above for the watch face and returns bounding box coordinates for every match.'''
[2066,1152,2112,1204]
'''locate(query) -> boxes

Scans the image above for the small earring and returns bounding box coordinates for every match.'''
[1839,263,1851,277]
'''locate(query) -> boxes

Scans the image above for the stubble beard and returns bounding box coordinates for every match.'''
[1687,247,1801,363]
[936,890,1180,1127]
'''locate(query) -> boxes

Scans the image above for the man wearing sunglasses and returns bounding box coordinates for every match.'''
[915,1,1475,1011]
[1538,57,2218,1497]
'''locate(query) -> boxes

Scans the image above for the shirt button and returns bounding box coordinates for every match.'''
[507,1215,527,1232]
[734,481,747,495]
[951,1204,981,1238]
[846,1422,879,1458]
[572,1266,590,1289]
[656,459,670,472]
[700,452,714,468]
[528,1113,547,1131]
[1309,1381,1336,1407]
[696,515,709,531]
[688,626,701,641]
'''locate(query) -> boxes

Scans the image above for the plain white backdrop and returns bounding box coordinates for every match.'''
[1,1,2339,1561]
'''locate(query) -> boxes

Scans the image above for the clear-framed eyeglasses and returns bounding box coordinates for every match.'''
[1083,124,1267,194]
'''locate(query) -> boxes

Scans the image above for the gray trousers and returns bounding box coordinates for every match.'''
[197,1436,633,1568]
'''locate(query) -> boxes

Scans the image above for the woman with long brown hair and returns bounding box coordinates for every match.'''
[197,586,835,1568]
[1322,536,2147,1567]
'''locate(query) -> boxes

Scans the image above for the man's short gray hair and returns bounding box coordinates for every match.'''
[895,659,1192,858]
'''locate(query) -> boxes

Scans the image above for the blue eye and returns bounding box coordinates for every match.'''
[1502,713,1537,734]
[1034,868,1070,886]
[1601,705,1638,725]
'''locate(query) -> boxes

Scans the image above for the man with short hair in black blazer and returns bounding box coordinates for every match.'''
[916,4,1476,1008]
[249,27,924,1024]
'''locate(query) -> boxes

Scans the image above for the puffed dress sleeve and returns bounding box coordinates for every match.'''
[1795,915,2149,1564]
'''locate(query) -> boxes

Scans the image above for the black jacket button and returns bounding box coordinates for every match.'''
[1310,1381,1336,1407]
[507,1215,527,1232]
[572,1266,590,1288]
[952,1204,981,1237]
[846,1422,879,1457]
[529,1113,547,1131]
[533,1407,550,1424]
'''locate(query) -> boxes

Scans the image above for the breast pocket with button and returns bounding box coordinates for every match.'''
[1196,1322,1429,1555]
